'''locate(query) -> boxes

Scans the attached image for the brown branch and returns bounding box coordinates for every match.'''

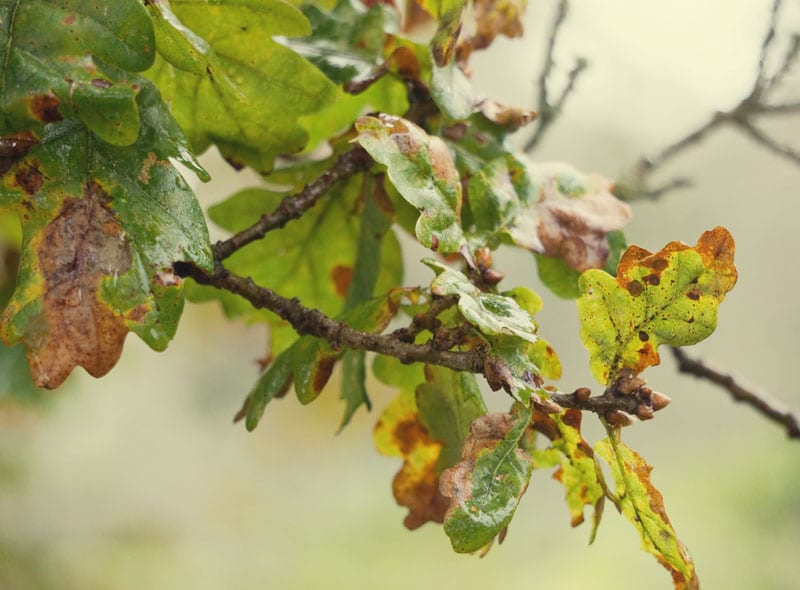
[212,146,373,261]
[671,347,800,439]
[524,0,587,152]
[177,262,485,373]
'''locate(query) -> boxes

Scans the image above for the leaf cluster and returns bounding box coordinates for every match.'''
[0,0,746,587]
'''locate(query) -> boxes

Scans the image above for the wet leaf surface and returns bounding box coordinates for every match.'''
[0,106,211,387]
[356,114,465,254]
[440,403,533,553]
[0,0,156,144]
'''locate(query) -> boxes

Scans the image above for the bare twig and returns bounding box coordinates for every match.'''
[523,0,587,152]
[671,347,800,439]
[618,0,799,201]
[212,146,373,261]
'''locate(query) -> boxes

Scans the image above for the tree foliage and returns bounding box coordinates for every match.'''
[0,0,796,587]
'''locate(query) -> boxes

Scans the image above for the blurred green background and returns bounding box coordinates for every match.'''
[1,1,799,588]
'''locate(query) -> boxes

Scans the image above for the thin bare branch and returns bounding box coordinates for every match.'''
[755,0,783,86]
[619,1,799,201]
[736,118,800,164]
[671,347,800,439]
[524,0,587,152]
[212,146,373,261]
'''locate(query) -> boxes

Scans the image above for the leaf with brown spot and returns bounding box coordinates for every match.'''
[577,227,737,385]
[356,114,466,254]
[0,0,157,145]
[467,156,631,272]
[0,93,212,388]
[440,403,533,553]
[373,360,487,529]
[456,0,526,64]
[595,434,698,589]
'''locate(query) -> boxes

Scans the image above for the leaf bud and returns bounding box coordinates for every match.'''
[574,387,591,402]
[636,404,655,420]
[605,410,636,427]
[650,391,672,412]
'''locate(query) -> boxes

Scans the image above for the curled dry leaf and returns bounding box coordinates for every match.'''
[457,0,526,64]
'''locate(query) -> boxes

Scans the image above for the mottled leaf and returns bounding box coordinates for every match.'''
[440,403,533,552]
[532,410,604,537]
[468,156,631,271]
[578,227,737,385]
[0,0,156,145]
[424,259,537,342]
[356,114,465,254]
[145,0,337,172]
[595,435,698,589]
[0,82,211,388]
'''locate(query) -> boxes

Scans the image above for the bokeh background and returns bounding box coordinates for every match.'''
[1,1,799,588]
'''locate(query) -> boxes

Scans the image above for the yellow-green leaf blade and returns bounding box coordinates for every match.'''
[577,227,737,385]
[595,435,698,589]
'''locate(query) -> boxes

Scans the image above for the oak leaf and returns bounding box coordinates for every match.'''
[577,227,737,385]
[440,403,533,553]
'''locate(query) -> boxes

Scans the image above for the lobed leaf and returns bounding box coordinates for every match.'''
[440,403,533,553]
[595,435,698,589]
[356,114,466,254]
[0,103,211,387]
[577,227,737,385]
[145,0,337,172]
[0,0,156,145]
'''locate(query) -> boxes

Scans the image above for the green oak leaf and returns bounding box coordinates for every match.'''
[440,402,533,553]
[196,173,402,357]
[0,0,156,145]
[145,0,337,172]
[595,434,697,589]
[356,114,466,254]
[424,259,537,342]
[416,365,488,473]
[0,90,212,387]
[467,155,631,271]
[577,227,738,385]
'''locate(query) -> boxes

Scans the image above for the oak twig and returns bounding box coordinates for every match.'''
[671,347,800,439]
[619,0,799,200]
[524,0,587,152]
[212,146,373,260]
